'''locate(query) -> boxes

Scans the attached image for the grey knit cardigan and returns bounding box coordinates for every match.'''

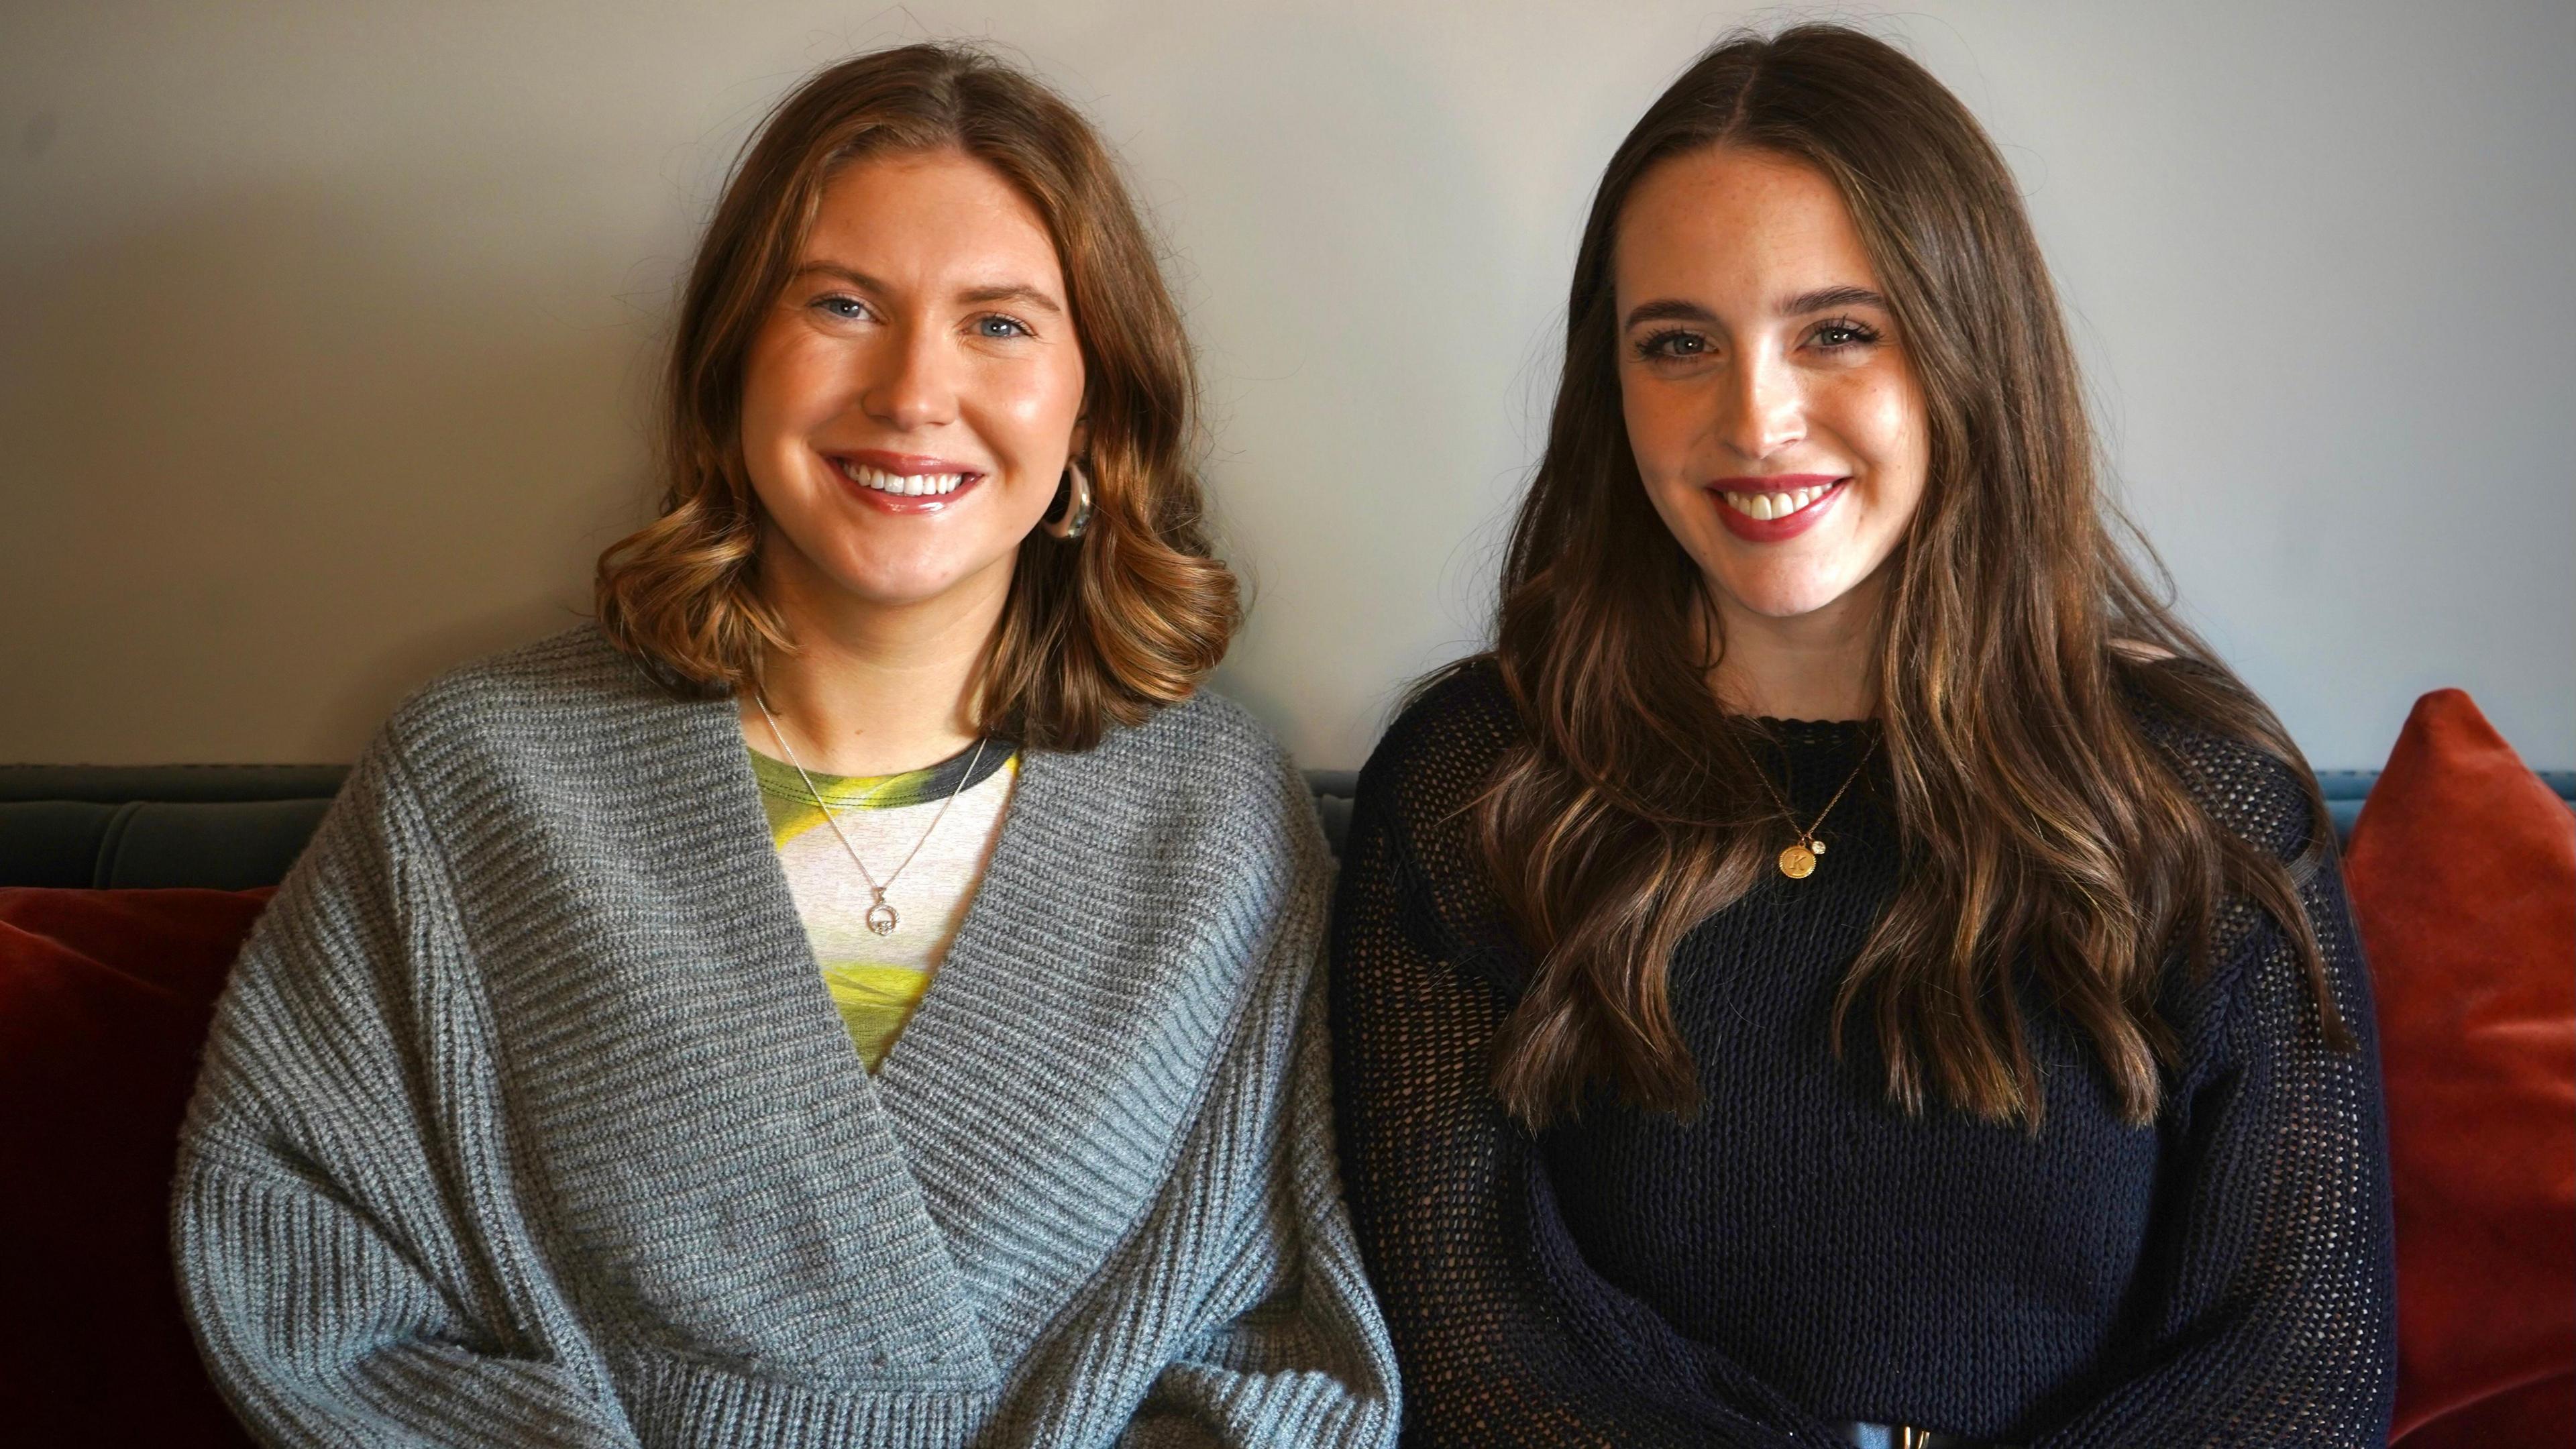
[172,627,1400,1447]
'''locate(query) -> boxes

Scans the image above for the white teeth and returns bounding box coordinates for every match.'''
[1721,482,1835,521]
[837,460,966,496]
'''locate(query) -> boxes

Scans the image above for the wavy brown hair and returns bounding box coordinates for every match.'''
[596,44,1235,749]
[1481,24,2345,1130]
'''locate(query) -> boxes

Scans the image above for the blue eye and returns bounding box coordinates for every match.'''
[811,294,869,321]
[975,314,1033,339]
[1635,328,1710,360]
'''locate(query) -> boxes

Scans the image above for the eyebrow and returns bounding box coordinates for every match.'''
[1623,298,1717,330]
[957,283,1065,316]
[1621,285,1891,331]
[1778,284,1889,315]
[790,262,1065,316]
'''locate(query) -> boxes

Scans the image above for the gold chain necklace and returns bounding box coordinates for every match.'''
[1735,727,1877,879]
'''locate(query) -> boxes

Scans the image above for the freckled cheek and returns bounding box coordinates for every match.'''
[1829,371,1929,506]
[1619,374,1698,490]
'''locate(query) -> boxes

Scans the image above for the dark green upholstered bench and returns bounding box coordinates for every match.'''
[1,767,352,890]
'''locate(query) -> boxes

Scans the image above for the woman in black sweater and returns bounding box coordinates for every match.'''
[1329,25,2392,1448]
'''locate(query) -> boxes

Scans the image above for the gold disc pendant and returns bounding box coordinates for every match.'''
[1777,843,1817,879]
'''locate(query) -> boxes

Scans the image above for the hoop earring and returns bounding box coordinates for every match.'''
[1043,458,1093,541]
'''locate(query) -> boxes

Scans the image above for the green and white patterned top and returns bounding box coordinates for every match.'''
[747,741,1018,1071]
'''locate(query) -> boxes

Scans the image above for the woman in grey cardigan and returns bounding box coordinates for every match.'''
[174,44,1397,1447]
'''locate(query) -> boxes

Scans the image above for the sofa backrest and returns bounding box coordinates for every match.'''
[4,763,2571,891]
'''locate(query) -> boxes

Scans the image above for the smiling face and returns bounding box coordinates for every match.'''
[1615,146,1929,631]
[739,148,1085,619]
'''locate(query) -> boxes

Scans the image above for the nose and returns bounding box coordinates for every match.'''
[1714,343,1805,461]
[859,319,958,433]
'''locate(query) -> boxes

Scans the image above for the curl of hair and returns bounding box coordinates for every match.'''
[1481,24,2345,1132]
[596,44,1236,749]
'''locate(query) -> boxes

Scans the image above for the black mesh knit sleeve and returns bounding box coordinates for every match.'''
[1326,669,1809,1448]
[2033,740,2397,1446]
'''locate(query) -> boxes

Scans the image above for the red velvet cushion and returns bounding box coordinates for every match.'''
[2345,690,2576,1444]
[0,888,267,1448]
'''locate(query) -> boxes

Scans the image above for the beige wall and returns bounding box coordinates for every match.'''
[5,0,2571,769]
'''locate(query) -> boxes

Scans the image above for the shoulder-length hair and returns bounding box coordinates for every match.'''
[1481,23,2345,1130]
[596,44,1236,750]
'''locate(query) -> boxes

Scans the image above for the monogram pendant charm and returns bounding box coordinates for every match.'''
[864,900,899,936]
[1777,843,1817,879]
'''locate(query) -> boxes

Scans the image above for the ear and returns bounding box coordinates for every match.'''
[1069,415,1092,462]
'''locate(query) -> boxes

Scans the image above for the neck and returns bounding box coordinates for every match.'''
[741,538,1011,778]
[1703,573,1884,721]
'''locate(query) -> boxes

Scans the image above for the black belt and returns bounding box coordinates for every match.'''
[1831,1424,2013,1449]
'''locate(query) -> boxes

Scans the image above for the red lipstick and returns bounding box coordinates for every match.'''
[1705,474,1847,543]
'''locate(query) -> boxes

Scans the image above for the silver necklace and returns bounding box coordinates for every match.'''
[754,695,991,938]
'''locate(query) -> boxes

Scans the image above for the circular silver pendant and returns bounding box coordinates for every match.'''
[864,901,900,936]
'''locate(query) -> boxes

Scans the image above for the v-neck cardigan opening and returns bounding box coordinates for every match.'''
[172,625,1399,1446]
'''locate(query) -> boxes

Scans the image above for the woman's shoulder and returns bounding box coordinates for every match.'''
[1116,682,1289,767]
[1102,685,1298,798]
[1016,688,1335,998]
[2118,657,2323,865]
[241,631,665,975]
[1358,655,1522,817]
[384,624,670,747]
[355,624,722,836]
[1075,685,1326,860]
[1338,657,1527,931]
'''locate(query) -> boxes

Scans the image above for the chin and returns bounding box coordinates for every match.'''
[833,570,977,610]
[1709,564,1866,621]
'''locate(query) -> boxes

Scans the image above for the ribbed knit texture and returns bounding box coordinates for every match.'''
[1329,660,2394,1446]
[173,626,1398,1448]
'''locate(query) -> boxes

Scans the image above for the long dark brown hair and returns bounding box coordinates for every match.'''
[1482,23,2344,1130]
[596,44,1235,749]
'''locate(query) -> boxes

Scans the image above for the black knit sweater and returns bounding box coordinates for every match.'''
[1328,661,2394,1446]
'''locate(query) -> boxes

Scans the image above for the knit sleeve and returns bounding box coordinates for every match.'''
[1114,765,1402,1449]
[1326,670,1805,1447]
[2037,782,2397,1445]
[172,740,641,1447]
